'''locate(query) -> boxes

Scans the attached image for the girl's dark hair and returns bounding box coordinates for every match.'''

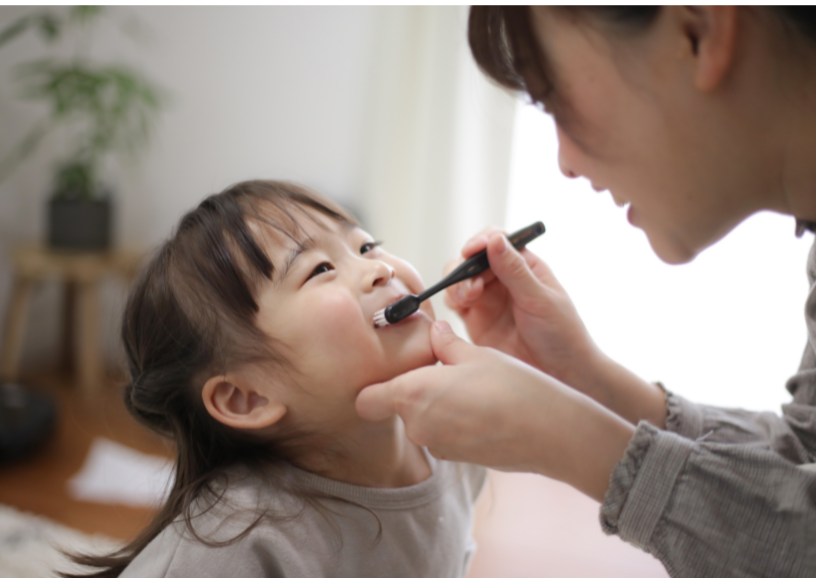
[468,6,816,97]
[64,180,357,578]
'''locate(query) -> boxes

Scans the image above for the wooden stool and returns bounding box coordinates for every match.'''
[1,246,144,398]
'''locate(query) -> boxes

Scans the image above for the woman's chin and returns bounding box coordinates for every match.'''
[646,228,698,265]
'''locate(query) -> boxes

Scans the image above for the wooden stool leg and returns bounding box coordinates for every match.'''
[0,277,36,382]
[60,281,77,374]
[76,280,102,398]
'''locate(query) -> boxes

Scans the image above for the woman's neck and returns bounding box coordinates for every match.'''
[757,29,816,221]
[288,415,431,488]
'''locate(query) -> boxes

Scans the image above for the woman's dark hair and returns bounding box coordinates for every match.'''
[468,6,816,98]
[63,180,357,578]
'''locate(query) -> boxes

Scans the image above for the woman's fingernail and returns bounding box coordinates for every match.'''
[495,236,509,255]
[456,285,466,302]
[434,320,452,333]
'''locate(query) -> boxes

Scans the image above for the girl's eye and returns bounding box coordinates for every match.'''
[360,241,382,255]
[307,262,334,280]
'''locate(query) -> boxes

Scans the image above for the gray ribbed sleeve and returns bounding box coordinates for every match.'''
[599,231,816,577]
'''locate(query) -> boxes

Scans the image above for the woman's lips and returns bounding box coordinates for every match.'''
[627,204,637,226]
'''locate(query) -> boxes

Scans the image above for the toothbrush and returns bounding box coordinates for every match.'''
[373,221,546,328]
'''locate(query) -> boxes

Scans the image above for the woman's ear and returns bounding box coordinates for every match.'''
[202,374,287,430]
[679,6,738,92]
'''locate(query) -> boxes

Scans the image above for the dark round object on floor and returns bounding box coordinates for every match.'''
[0,383,58,463]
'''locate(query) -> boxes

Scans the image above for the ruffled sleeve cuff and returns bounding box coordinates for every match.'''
[663,388,705,440]
[600,422,695,550]
[600,422,657,537]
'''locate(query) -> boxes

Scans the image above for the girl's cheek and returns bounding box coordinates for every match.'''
[391,259,425,295]
[306,292,363,334]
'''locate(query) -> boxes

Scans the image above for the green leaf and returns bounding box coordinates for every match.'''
[0,6,166,198]
[53,159,96,200]
[0,117,53,185]
[0,16,32,49]
[70,6,103,25]
[36,14,62,42]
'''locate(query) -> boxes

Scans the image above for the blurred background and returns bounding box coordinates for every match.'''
[0,6,810,578]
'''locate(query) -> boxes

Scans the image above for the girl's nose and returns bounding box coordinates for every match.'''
[365,260,396,290]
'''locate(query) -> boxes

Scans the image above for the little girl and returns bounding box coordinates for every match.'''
[66,180,485,578]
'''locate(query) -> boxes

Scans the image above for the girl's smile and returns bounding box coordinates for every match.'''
[251,210,436,430]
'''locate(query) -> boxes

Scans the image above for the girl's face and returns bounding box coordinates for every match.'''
[530,7,769,264]
[253,210,435,430]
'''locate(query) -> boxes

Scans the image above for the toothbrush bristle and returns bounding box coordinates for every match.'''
[373,308,389,328]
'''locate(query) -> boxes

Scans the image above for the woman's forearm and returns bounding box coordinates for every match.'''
[528,382,636,502]
[568,353,668,430]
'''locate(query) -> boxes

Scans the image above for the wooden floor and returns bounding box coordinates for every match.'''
[0,371,171,541]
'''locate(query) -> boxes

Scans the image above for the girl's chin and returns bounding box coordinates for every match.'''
[376,344,436,383]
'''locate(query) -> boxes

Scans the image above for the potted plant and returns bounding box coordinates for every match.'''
[0,6,163,250]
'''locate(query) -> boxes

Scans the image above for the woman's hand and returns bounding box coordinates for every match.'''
[356,321,635,502]
[446,228,600,388]
[447,229,668,428]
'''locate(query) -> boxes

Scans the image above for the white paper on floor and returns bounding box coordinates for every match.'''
[67,437,175,508]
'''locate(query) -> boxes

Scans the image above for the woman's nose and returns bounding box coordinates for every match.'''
[557,126,579,179]
[364,260,396,290]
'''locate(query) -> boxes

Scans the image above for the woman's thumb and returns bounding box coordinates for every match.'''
[431,320,478,365]
[487,235,543,306]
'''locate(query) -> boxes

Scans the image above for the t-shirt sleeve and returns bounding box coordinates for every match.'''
[120,520,287,578]
[466,464,488,504]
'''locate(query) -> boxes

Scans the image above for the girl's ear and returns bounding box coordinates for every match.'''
[202,374,287,430]
[679,6,738,92]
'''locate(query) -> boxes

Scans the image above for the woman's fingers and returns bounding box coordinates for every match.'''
[485,234,549,312]
[461,226,505,258]
[355,321,481,440]
[355,320,636,499]
[444,256,494,311]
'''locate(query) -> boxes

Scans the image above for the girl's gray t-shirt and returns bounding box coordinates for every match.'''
[120,452,486,578]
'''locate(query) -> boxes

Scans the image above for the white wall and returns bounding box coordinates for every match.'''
[0,6,381,370]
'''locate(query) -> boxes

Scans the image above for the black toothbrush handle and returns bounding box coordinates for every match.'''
[416,221,545,302]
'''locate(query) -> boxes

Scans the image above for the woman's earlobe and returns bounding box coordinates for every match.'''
[202,375,287,430]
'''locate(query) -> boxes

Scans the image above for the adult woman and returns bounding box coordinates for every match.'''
[356,6,816,577]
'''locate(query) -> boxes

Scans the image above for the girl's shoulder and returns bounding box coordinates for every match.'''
[119,468,303,578]
[121,459,486,578]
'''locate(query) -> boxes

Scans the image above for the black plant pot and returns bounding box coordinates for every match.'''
[48,197,112,251]
[0,383,57,463]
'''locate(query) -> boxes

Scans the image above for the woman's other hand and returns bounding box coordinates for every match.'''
[356,321,635,502]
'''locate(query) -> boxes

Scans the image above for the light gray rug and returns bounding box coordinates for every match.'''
[0,504,121,578]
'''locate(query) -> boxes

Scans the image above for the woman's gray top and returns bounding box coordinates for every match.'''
[601,224,816,577]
